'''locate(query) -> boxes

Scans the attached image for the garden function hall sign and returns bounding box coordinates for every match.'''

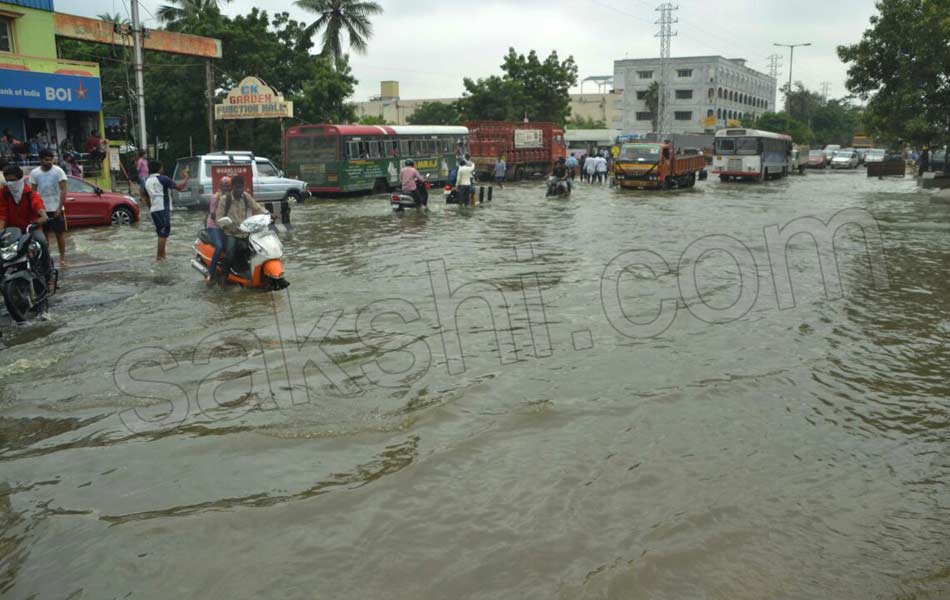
[214,77,293,120]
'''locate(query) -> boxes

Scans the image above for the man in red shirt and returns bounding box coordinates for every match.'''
[0,164,51,267]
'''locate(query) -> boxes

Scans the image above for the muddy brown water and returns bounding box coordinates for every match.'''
[1,171,948,599]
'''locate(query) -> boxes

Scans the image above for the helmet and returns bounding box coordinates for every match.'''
[405,159,415,167]
[219,176,232,189]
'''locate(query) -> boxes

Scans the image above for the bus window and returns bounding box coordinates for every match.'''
[736,138,759,155]
[715,138,736,154]
[345,140,361,159]
[287,136,312,159]
[313,136,338,160]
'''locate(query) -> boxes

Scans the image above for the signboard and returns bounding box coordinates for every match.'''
[215,77,293,121]
[514,129,543,149]
[54,13,223,59]
[0,68,102,111]
[210,164,254,194]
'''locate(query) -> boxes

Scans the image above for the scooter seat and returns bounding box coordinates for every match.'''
[197,228,212,244]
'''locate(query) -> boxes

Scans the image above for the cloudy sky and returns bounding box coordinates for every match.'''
[58,0,878,102]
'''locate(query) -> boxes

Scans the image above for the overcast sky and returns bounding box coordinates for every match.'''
[58,0,878,102]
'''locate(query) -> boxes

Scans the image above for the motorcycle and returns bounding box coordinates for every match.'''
[190,213,289,290]
[443,185,461,205]
[0,225,57,322]
[391,175,431,212]
[546,176,571,198]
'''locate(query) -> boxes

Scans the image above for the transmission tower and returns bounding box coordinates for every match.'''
[655,3,678,139]
[820,81,831,102]
[766,54,782,109]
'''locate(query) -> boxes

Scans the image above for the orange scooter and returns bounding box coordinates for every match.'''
[191,214,289,290]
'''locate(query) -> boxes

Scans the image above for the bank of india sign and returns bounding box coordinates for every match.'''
[214,76,293,120]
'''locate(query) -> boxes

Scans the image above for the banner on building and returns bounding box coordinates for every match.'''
[0,68,102,111]
[215,77,293,120]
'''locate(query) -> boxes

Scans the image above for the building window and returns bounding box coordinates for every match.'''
[717,108,722,119]
[674,111,692,121]
[675,89,693,100]
[0,18,12,53]
[676,69,693,78]
[636,91,648,100]
[707,109,714,117]
[637,70,654,79]
[636,111,654,121]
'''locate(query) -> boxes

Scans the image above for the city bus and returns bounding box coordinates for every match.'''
[283,124,469,194]
[712,128,793,182]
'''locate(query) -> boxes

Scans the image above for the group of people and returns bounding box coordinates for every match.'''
[400,153,478,208]
[578,152,611,184]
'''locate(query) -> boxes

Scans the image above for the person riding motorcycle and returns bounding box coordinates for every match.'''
[400,159,426,208]
[0,164,53,314]
[214,175,268,280]
[551,157,571,193]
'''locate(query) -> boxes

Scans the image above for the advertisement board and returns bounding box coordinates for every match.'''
[215,77,293,120]
[210,164,254,194]
[513,129,543,149]
[0,68,102,111]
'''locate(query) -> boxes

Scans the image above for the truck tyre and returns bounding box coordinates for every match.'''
[688,173,696,188]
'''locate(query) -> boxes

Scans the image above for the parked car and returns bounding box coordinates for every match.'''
[172,151,311,210]
[855,148,871,164]
[823,144,841,160]
[64,176,140,226]
[864,148,887,165]
[807,149,828,169]
[830,150,860,169]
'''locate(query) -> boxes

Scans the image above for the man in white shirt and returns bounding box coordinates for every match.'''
[30,148,68,264]
[455,159,477,206]
[595,155,609,184]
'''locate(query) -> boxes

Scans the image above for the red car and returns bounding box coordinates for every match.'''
[64,176,140,227]
[807,150,828,169]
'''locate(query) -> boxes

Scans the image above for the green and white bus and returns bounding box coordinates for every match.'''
[283,124,469,194]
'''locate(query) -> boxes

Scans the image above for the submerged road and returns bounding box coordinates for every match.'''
[2,170,948,599]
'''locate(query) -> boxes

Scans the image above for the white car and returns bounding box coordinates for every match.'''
[864,148,887,165]
[831,150,860,169]
[823,144,841,160]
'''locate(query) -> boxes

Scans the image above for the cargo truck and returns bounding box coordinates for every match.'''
[465,121,567,180]
[612,142,707,190]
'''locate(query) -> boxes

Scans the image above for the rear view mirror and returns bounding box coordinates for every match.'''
[94,187,103,196]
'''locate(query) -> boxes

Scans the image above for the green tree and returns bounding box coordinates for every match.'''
[459,48,578,124]
[644,81,659,133]
[743,112,814,144]
[406,101,461,125]
[294,0,383,64]
[97,12,130,26]
[566,115,606,129]
[838,0,950,146]
[157,0,228,26]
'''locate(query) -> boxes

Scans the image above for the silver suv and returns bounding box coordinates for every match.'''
[172,151,311,210]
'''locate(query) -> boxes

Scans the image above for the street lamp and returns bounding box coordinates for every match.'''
[774,42,811,109]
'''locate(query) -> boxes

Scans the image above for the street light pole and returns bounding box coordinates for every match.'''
[774,42,811,111]
[130,0,148,154]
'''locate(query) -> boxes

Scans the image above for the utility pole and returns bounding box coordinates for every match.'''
[774,42,811,111]
[206,60,216,151]
[130,0,147,154]
[655,3,678,140]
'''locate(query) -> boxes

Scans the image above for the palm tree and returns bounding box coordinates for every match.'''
[294,0,383,63]
[98,12,130,27]
[157,0,227,26]
[644,81,660,134]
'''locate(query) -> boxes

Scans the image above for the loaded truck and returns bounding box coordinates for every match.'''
[612,141,707,190]
[465,121,567,180]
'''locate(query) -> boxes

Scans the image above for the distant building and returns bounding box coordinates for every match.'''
[352,82,625,126]
[613,56,777,135]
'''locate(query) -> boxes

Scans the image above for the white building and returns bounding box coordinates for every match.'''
[613,56,777,135]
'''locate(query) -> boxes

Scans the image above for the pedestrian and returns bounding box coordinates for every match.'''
[566,153,578,180]
[456,158,476,206]
[596,154,608,184]
[135,150,148,197]
[918,148,930,176]
[493,156,506,189]
[29,149,68,266]
[64,153,82,178]
[579,154,588,183]
[585,153,598,183]
[142,160,190,261]
[205,176,228,285]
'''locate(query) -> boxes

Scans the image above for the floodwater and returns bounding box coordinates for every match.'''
[1,170,948,599]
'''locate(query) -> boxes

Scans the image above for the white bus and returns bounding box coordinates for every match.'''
[712,128,793,182]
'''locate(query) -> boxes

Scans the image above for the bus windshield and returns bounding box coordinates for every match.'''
[620,144,661,162]
[715,137,760,156]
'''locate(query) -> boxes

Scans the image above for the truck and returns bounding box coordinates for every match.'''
[465,121,566,180]
[612,141,707,190]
